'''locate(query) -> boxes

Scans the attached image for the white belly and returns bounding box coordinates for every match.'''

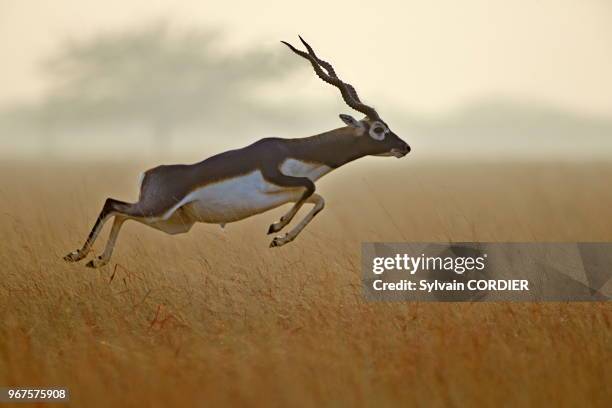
[171,170,302,223]
[160,160,332,225]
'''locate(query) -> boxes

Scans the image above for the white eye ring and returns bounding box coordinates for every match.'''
[369,122,387,141]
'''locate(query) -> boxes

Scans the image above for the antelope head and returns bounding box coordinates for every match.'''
[282,36,411,159]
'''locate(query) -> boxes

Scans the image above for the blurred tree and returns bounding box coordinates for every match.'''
[39,22,299,152]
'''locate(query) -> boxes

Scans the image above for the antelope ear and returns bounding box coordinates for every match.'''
[339,114,365,134]
[339,114,360,127]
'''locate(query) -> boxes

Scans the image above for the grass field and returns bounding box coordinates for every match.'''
[1,160,611,407]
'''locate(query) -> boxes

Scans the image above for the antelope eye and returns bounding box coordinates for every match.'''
[373,127,384,133]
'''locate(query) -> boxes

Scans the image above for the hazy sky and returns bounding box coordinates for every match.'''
[1,0,611,117]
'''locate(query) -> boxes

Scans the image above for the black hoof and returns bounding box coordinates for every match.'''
[269,223,285,235]
[270,233,290,248]
[86,256,105,268]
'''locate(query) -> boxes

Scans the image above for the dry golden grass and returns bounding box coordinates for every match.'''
[0,160,611,407]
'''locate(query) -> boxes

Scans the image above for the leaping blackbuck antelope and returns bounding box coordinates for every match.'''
[64,36,410,268]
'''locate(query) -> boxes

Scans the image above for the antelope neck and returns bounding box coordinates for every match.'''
[285,127,367,168]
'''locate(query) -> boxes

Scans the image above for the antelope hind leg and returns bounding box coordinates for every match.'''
[85,206,195,268]
[64,198,129,263]
[85,216,127,268]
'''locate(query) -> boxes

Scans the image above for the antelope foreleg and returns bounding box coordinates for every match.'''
[262,171,315,235]
[270,194,325,248]
[267,199,308,234]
